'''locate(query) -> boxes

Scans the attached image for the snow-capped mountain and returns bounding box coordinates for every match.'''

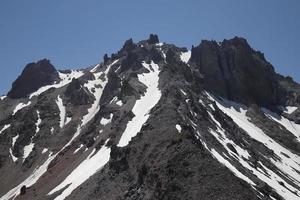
[0,34,299,200]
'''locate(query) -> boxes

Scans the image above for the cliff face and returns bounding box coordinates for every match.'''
[7,59,59,99]
[0,35,299,200]
[190,37,290,107]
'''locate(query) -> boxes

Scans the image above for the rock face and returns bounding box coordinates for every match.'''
[190,37,286,107]
[7,59,59,98]
[65,78,94,105]
[0,35,300,200]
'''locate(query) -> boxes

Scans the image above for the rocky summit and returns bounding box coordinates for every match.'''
[0,34,300,200]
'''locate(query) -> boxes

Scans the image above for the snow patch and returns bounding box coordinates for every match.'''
[262,108,300,142]
[116,100,123,106]
[35,110,42,133]
[73,144,84,154]
[180,89,187,96]
[176,124,182,133]
[180,51,191,64]
[56,95,66,128]
[23,143,34,160]
[90,64,100,73]
[10,135,19,162]
[23,110,41,160]
[42,148,48,154]
[118,61,161,147]
[0,124,11,135]
[0,96,6,100]
[100,113,113,126]
[51,127,54,134]
[29,70,84,98]
[13,101,31,115]
[65,117,71,125]
[283,106,298,114]
[49,140,111,200]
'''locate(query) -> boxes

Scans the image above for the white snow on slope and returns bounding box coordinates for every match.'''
[73,144,84,154]
[180,51,191,64]
[81,60,118,126]
[100,113,113,126]
[29,70,84,98]
[59,60,118,150]
[49,141,111,200]
[110,96,123,106]
[10,135,19,162]
[205,92,300,200]
[116,100,123,106]
[42,148,48,154]
[23,143,34,160]
[90,64,100,73]
[65,117,71,125]
[180,89,187,96]
[23,110,42,160]
[118,61,161,147]
[13,101,31,115]
[283,106,298,114]
[35,110,42,133]
[200,137,254,185]
[0,96,6,100]
[56,95,67,128]
[176,124,182,133]
[262,108,300,142]
[0,124,10,135]
[0,152,57,200]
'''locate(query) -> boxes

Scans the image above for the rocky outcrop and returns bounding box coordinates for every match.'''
[147,34,159,44]
[190,37,286,107]
[7,59,59,98]
[64,78,94,105]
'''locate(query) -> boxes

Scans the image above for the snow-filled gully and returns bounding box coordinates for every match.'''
[117,61,161,147]
[201,92,300,200]
[23,110,42,160]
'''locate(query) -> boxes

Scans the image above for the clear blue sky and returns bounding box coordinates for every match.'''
[0,0,299,95]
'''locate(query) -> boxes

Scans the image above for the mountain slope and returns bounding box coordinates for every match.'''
[0,35,299,200]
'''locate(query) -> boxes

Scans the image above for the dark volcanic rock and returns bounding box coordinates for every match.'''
[191,37,285,107]
[122,38,136,52]
[7,59,59,98]
[147,34,159,44]
[65,78,94,105]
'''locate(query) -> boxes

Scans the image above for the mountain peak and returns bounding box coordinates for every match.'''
[147,33,159,44]
[1,36,299,200]
[7,58,59,98]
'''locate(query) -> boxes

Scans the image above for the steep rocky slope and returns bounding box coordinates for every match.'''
[0,35,299,200]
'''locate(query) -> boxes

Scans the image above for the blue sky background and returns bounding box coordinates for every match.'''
[0,0,299,95]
